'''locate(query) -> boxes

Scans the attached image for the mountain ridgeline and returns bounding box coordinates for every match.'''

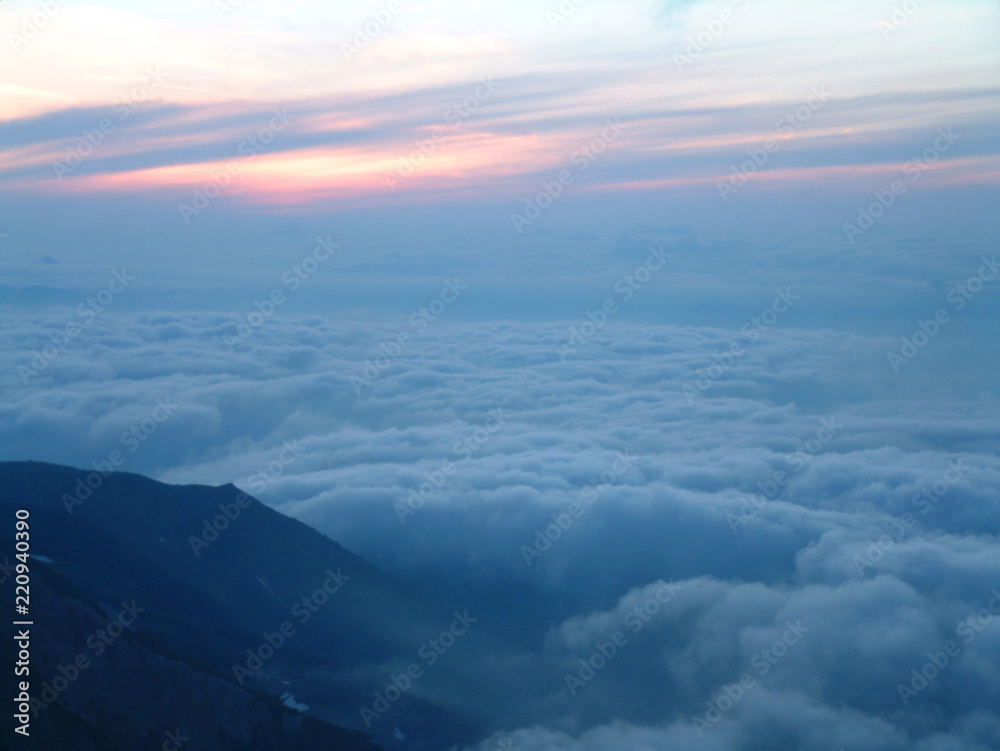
[0,461,484,751]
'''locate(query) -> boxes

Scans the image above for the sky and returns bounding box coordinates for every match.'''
[2,1,1000,750]
[1,0,999,281]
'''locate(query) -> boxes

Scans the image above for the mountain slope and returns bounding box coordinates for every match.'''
[0,461,483,750]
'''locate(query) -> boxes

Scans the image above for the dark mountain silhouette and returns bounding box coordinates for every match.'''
[0,462,484,750]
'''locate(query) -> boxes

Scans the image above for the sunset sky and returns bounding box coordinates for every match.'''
[2,0,998,256]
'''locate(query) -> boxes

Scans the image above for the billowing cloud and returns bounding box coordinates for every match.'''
[1,262,998,747]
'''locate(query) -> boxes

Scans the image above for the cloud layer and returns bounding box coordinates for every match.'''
[1,297,998,749]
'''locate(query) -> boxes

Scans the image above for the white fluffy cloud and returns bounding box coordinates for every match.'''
[2,306,999,748]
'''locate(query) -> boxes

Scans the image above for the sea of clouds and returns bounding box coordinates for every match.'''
[2,232,999,750]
